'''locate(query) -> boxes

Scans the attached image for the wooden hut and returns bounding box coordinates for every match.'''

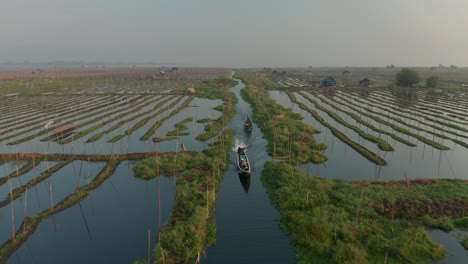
[321,76,337,87]
[359,77,370,87]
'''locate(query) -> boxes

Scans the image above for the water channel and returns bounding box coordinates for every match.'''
[201,80,296,263]
[3,79,467,263]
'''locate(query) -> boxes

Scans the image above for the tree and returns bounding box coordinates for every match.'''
[426,76,439,88]
[396,68,420,87]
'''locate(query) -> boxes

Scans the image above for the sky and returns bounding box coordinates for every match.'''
[1,0,468,67]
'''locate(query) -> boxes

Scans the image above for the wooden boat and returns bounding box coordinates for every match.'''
[245,115,252,131]
[237,147,251,175]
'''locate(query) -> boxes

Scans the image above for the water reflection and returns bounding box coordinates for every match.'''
[390,88,418,108]
[238,172,250,192]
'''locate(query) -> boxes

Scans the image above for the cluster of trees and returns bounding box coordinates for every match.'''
[395,68,439,88]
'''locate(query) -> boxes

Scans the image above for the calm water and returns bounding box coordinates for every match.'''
[3,81,466,263]
[8,161,175,264]
[202,80,297,263]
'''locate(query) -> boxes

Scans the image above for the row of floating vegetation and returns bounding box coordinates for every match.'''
[306,91,416,147]
[353,91,468,134]
[192,78,239,142]
[133,78,238,263]
[0,159,40,186]
[53,96,153,144]
[237,73,327,165]
[296,91,394,151]
[286,91,387,166]
[124,96,187,138]
[0,161,71,208]
[166,117,193,137]
[332,92,452,150]
[4,95,141,145]
[58,95,167,143]
[140,96,194,141]
[86,95,172,143]
[0,160,120,263]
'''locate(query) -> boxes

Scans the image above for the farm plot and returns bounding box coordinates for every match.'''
[0,161,106,245]
[0,71,238,263]
[338,91,468,148]
[269,88,468,181]
[0,95,125,145]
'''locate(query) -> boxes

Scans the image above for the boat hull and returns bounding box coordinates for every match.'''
[237,148,251,175]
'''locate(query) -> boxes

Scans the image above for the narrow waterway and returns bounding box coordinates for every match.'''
[202,79,297,263]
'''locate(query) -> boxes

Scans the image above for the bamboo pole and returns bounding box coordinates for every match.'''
[148,229,151,264]
[9,176,16,242]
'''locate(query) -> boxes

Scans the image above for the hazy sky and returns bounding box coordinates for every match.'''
[1,0,468,67]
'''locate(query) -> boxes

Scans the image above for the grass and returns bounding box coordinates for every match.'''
[5,95,125,144]
[237,72,327,165]
[152,136,178,142]
[193,78,238,100]
[123,96,186,137]
[334,92,451,151]
[0,161,72,208]
[308,91,416,147]
[298,91,394,151]
[132,78,238,263]
[262,162,468,264]
[140,96,194,141]
[85,95,171,143]
[286,92,387,165]
[0,159,40,186]
[0,78,106,96]
[166,117,193,137]
[192,78,239,142]
[135,130,233,264]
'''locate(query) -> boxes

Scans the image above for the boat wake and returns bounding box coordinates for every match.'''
[232,138,248,152]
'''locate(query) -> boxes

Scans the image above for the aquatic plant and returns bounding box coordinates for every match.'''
[262,162,468,263]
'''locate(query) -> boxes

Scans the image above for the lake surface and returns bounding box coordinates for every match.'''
[2,80,466,263]
[202,79,297,264]
[8,161,175,264]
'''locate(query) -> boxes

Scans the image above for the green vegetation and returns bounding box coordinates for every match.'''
[130,77,238,264]
[335,93,451,150]
[2,96,119,144]
[86,95,171,143]
[297,91,394,151]
[193,78,237,99]
[189,78,239,142]
[237,72,327,165]
[0,161,72,208]
[426,76,439,88]
[262,162,468,263]
[153,136,178,142]
[0,78,106,96]
[135,130,233,264]
[286,92,386,165]
[0,160,120,262]
[454,217,468,228]
[396,68,421,87]
[166,117,193,137]
[309,91,416,147]
[0,159,40,186]
[108,134,126,143]
[140,96,194,141]
[121,96,183,137]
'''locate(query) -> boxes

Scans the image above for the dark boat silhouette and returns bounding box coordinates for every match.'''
[245,115,252,132]
[238,172,250,192]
